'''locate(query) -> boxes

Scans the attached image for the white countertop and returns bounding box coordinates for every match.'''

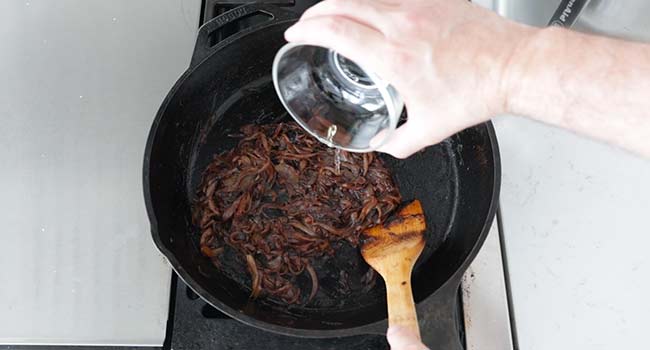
[490,1,650,348]
[496,117,650,349]
[0,0,199,345]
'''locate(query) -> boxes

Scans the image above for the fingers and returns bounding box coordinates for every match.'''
[300,0,393,34]
[386,326,429,350]
[285,16,387,74]
[376,121,432,159]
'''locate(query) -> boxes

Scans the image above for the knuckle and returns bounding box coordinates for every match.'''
[403,11,422,26]
[322,17,345,36]
[386,44,415,67]
[393,10,425,33]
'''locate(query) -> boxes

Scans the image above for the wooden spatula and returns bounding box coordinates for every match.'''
[361,200,426,339]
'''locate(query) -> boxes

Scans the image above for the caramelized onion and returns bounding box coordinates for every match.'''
[193,122,401,304]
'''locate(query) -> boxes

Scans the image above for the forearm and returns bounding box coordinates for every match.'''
[507,27,650,157]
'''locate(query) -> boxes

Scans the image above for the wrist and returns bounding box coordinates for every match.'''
[501,26,567,119]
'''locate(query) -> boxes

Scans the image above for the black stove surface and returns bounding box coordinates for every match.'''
[170,273,465,350]
[200,0,320,45]
[170,276,389,350]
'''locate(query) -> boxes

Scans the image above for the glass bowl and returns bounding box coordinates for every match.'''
[272,43,403,152]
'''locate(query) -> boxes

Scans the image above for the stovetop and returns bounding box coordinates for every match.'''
[164,2,465,349]
[0,1,514,349]
[169,274,465,350]
[170,276,385,349]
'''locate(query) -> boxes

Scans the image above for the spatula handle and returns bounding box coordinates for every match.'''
[386,276,421,340]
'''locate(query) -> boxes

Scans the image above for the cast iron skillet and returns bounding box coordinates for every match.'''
[143,4,500,349]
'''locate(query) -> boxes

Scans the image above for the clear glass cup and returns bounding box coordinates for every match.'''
[272,43,403,152]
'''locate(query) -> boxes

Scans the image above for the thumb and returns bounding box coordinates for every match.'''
[375,122,430,159]
[386,326,429,350]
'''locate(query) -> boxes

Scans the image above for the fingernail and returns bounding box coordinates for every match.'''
[386,326,404,337]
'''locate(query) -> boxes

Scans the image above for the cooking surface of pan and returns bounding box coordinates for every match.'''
[190,112,460,312]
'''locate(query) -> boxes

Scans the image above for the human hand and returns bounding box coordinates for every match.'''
[285,0,536,158]
[386,326,429,350]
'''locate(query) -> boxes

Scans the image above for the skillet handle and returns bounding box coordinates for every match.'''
[416,279,465,350]
[191,4,298,68]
